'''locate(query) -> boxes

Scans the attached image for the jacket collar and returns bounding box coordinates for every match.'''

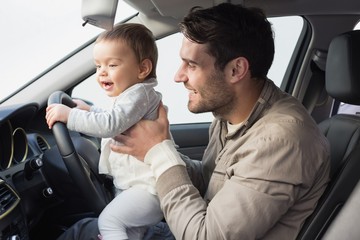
[221,78,277,138]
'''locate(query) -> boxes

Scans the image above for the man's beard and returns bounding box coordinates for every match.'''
[188,70,234,116]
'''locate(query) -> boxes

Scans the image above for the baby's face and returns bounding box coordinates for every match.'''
[93,40,142,97]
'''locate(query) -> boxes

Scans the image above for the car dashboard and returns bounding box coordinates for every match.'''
[0,103,54,240]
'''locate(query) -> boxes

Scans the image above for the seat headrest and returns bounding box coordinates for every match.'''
[326,30,360,104]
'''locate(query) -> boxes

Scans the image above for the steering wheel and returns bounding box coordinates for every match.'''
[47,91,107,215]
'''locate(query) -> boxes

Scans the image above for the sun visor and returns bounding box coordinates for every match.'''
[81,0,118,30]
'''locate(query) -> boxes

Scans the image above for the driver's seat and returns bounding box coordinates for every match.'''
[297,30,360,239]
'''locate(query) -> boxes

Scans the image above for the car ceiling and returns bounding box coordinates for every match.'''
[124,0,360,44]
[125,0,360,19]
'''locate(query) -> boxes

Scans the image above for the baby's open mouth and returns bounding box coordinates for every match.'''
[101,81,113,89]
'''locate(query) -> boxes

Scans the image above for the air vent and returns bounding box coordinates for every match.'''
[36,135,50,152]
[0,181,20,219]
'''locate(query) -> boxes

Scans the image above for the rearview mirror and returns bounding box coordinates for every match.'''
[81,0,118,30]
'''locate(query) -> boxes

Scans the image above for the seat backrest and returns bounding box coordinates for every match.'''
[322,179,360,240]
[297,30,360,240]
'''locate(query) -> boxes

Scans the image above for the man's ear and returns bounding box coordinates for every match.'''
[229,57,249,83]
[138,59,152,80]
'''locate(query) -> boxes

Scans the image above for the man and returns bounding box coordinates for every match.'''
[58,3,330,240]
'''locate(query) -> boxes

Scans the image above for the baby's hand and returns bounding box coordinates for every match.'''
[73,99,91,111]
[45,104,72,129]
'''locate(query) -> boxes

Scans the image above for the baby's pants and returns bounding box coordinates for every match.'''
[98,187,163,240]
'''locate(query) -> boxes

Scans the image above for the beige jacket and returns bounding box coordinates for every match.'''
[150,79,330,240]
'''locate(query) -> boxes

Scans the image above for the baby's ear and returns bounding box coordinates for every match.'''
[138,59,152,80]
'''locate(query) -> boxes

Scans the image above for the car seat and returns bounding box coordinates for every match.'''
[322,179,360,240]
[296,30,360,240]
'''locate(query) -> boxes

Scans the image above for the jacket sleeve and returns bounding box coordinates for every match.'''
[67,85,157,138]
[179,153,207,197]
[156,155,296,239]
[151,135,321,240]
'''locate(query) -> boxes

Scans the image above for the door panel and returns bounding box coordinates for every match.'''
[170,123,210,160]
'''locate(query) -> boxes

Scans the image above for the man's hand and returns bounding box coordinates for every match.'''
[111,102,171,160]
[45,104,72,129]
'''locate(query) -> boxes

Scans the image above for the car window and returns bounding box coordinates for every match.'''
[73,16,304,124]
[0,0,136,103]
[338,103,360,115]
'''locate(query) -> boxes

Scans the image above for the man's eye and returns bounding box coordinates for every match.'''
[188,63,196,69]
[109,64,117,68]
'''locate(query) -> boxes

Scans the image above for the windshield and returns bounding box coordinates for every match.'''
[0,0,136,102]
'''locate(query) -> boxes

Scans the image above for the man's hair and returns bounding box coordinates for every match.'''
[179,3,274,79]
[96,23,158,79]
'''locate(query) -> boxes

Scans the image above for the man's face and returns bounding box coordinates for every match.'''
[174,37,234,116]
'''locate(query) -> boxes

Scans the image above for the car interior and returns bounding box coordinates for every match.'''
[296,29,360,240]
[1,0,360,239]
[322,179,360,240]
